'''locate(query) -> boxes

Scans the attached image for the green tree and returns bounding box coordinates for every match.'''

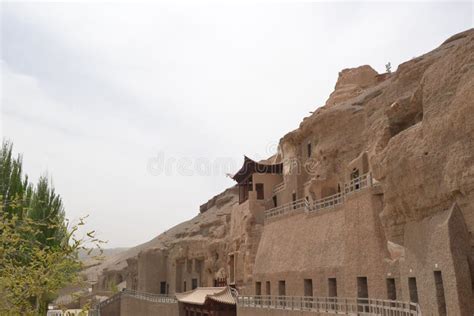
[0,210,102,315]
[0,140,104,314]
[28,176,67,248]
[0,140,32,217]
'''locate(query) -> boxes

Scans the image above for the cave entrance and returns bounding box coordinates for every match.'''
[229,254,235,284]
[434,271,447,316]
[386,278,396,300]
[357,277,369,313]
[408,277,419,303]
[304,279,313,308]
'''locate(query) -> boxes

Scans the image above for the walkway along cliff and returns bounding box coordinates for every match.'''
[88,29,474,316]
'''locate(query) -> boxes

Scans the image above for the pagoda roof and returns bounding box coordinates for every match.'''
[232,156,283,183]
[175,287,236,305]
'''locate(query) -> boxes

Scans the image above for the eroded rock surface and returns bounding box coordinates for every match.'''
[87,29,474,314]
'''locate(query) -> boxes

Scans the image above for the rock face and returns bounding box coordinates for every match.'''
[88,29,474,315]
[371,31,474,243]
[325,65,380,107]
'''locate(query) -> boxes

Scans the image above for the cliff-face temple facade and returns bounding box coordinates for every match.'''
[90,29,474,316]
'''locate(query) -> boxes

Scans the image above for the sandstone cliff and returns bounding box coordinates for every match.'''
[278,28,474,244]
[87,29,474,297]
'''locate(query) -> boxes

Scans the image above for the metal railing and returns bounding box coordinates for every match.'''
[237,295,421,316]
[122,289,177,303]
[264,198,310,219]
[47,310,85,316]
[310,192,344,212]
[265,173,373,220]
[93,289,177,314]
[96,291,121,310]
[344,173,371,195]
[273,182,285,194]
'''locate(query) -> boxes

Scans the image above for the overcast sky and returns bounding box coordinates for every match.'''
[1,2,472,247]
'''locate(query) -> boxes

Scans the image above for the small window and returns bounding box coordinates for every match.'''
[277,281,286,309]
[303,279,313,308]
[192,278,198,290]
[357,277,368,298]
[183,281,187,292]
[266,281,271,295]
[328,278,337,297]
[229,254,235,283]
[307,142,312,158]
[278,280,286,296]
[408,277,418,303]
[304,279,313,297]
[434,271,447,316]
[357,277,369,313]
[386,278,396,300]
[160,281,166,294]
[256,183,264,200]
[272,195,277,207]
[255,282,262,295]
